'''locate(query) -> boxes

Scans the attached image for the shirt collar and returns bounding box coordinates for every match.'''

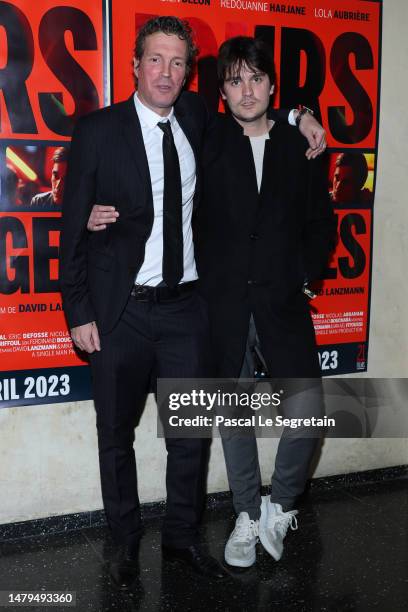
[226,114,273,138]
[134,92,176,130]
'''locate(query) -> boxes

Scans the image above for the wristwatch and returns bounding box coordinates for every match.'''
[302,278,317,300]
[295,106,314,127]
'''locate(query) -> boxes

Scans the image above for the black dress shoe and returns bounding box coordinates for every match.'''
[162,544,228,580]
[109,543,141,591]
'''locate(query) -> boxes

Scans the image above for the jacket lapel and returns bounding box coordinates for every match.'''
[257,124,297,224]
[119,96,153,204]
[174,104,202,209]
[225,117,259,221]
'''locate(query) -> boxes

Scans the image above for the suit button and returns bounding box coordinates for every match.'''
[250,233,259,240]
[248,280,258,285]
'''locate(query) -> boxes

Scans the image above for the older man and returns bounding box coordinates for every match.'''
[60,16,227,589]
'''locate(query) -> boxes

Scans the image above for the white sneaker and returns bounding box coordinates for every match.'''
[224,512,259,567]
[259,496,298,561]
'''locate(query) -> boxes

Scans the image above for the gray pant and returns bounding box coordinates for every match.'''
[220,316,323,520]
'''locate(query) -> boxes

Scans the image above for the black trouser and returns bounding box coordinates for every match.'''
[90,288,211,548]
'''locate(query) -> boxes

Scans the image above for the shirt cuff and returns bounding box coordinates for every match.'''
[288,109,297,126]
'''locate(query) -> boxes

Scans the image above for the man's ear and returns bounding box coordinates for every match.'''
[270,84,275,96]
[133,57,139,79]
[219,87,226,100]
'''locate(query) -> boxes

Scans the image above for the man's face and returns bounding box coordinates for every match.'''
[332,166,357,203]
[220,63,274,126]
[134,32,188,116]
[51,161,67,204]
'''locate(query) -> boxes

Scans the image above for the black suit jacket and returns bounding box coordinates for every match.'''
[195,115,337,377]
[59,92,208,334]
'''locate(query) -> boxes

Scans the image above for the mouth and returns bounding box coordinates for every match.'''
[241,101,256,108]
[156,85,173,93]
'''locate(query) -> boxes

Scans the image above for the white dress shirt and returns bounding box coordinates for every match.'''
[133,93,197,286]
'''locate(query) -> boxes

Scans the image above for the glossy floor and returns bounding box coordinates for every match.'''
[0,478,407,612]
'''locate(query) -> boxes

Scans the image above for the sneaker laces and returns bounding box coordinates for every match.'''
[232,517,259,542]
[270,511,298,537]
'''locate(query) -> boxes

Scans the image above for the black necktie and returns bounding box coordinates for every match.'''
[158,121,183,288]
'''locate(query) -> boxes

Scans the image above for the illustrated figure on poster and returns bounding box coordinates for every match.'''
[330,152,372,205]
[30,147,69,208]
[62,16,327,590]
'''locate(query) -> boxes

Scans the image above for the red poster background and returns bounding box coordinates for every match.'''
[111,0,380,149]
[0,0,381,406]
[111,0,380,373]
[0,0,106,403]
[312,208,371,344]
[0,0,105,140]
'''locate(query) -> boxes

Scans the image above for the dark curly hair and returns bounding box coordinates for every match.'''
[217,36,276,89]
[134,16,198,77]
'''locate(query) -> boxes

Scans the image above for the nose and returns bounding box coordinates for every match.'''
[242,80,254,97]
[161,60,171,78]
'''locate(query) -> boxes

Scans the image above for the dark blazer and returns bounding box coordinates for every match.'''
[195,114,337,377]
[59,92,208,334]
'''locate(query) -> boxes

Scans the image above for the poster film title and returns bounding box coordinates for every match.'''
[0,3,376,145]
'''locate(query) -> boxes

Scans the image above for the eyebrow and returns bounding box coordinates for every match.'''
[145,52,186,61]
[225,71,265,81]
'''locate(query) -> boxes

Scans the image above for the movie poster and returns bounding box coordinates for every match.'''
[110,0,381,376]
[0,0,107,406]
[0,0,382,407]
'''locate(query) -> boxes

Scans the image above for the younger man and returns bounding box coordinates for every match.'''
[195,36,336,567]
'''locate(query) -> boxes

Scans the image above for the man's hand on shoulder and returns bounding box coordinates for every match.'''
[297,111,327,160]
[71,321,101,353]
[87,205,119,231]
